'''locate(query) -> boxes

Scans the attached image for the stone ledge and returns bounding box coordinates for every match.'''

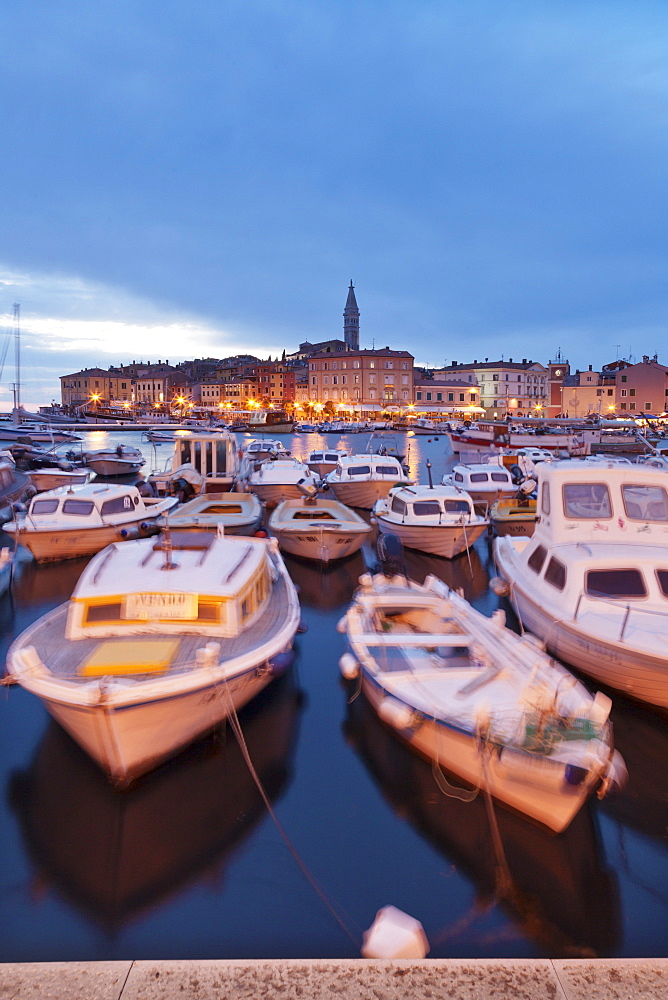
[0,959,666,1000]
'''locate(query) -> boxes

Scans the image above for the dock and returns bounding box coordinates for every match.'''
[1,959,666,999]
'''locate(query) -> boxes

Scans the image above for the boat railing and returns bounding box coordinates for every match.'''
[573,590,668,641]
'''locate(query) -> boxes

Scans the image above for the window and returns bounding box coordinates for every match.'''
[629,388,635,397]
[348,465,371,476]
[563,483,612,518]
[413,501,441,516]
[377,465,399,476]
[32,499,59,515]
[384,361,393,369]
[541,482,550,514]
[101,495,135,516]
[416,391,422,400]
[621,375,627,382]
[586,569,647,599]
[324,376,329,385]
[62,499,95,516]
[426,392,432,401]
[493,374,499,381]
[656,570,668,598]
[607,389,613,396]
[448,392,454,401]
[391,496,408,516]
[645,402,652,410]
[621,389,627,397]
[459,393,465,402]
[369,362,375,369]
[402,362,408,370]
[333,376,338,385]
[622,484,668,521]
[436,393,442,401]
[491,472,510,483]
[544,557,567,590]
[444,499,470,513]
[470,472,489,483]
[454,472,464,483]
[527,544,547,573]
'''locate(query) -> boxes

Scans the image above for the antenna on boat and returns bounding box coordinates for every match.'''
[159,521,177,570]
[426,459,434,489]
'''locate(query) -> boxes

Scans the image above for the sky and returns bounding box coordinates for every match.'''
[1,0,667,407]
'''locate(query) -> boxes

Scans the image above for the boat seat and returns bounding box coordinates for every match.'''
[456,665,502,696]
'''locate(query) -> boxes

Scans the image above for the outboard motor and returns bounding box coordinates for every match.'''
[377,532,406,579]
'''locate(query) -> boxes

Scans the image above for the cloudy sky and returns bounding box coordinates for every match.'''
[1,1,667,407]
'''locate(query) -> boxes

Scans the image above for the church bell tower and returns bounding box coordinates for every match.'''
[343,281,359,351]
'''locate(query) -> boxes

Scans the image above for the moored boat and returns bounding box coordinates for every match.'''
[4,483,178,563]
[324,454,412,510]
[157,491,263,536]
[6,530,301,784]
[494,458,668,709]
[442,462,520,512]
[83,445,145,477]
[338,561,626,832]
[268,496,372,562]
[489,495,538,537]
[373,482,488,558]
[148,430,239,495]
[242,456,320,507]
[305,448,349,478]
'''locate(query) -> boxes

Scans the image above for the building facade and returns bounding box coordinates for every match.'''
[435,359,549,418]
[307,347,414,411]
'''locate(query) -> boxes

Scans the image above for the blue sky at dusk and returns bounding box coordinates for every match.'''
[0,1,667,405]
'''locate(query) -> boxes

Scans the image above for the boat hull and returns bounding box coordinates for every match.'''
[272,526,369,563]
[494,545,668,709]
[327,480,403,510]
[86,459,144,476]
[375,515,487,558]
[28,470,90,492]
[249,483,306,507]
[6,520,161,563]
[361,674,595,833]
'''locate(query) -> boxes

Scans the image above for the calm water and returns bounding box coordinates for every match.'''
[0,427,666,960]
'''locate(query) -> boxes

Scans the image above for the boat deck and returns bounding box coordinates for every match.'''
[19,572,293,681]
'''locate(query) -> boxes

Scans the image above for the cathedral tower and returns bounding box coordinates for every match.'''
[343,280,359,351]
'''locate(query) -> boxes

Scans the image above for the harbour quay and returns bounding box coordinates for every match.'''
[1,958,667,999]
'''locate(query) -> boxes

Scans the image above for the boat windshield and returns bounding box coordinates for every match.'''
[348,465,371,476]
[62,499,95,516]
[413,501,441,516]
[563,483,612,519]
[444,500,471,513]
[586,569,648,599]
[622,484,668,521]
[31,499,59,515]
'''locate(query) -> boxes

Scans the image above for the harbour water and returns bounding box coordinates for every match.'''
[0,427,666,961]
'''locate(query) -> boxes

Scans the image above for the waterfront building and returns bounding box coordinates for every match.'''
[435,359,549,418]
[413,377,482,418]
[306,347,414,415]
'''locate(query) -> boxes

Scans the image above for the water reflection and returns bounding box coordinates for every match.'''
[281,550,368,610]
[344,693,621,957]
[8,673,303,932]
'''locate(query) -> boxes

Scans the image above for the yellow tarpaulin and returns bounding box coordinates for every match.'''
[80,639,181,676]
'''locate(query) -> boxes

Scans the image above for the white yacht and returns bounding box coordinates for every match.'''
[494,458,668,709]
[373,483,488,559]
[442,462,519,511]
[6,530,301,784]
[324,454,412,510]
[305,448,349,478]
[242,457,320,507]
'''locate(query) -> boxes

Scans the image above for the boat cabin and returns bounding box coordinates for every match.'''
[66,531,280,642]
[329,455,407,482]
[154,431,239,493]
[20,483,163,529]
[385,485,477,523]
[447,463,515,493]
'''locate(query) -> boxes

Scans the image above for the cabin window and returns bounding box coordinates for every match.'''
[586,569,647,599]
[391,496,408,516]
[544,557,567,590]
[348,465,371,476]
[311,453,323,462]
[454,472,464,483]
[101,495,134,515]
[527,544,547,574]
[562,483,612,519]
[62,499,95,516]
[444,499,470,513]
[490,472,510,483]
[31,499,59,515]
[622,484,668,521]
[541,482,550,515]
[215,440,228,473]
[325,453,339,462]
[377,465,398,476]
[655,570,668,597]
[413,501,441,516]
[85,602,123,623]
[470,473,489,483]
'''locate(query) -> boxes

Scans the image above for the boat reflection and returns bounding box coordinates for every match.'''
[9,672,303,932]
[281,550,368,610]
[401,542,490,602]
[343,692,621,957]
[8,551,90,606]
[601,697,668,844]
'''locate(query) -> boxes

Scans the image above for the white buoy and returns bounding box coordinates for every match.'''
[361,905,429,959]
[338,652,360,679]
[378,696,415,731]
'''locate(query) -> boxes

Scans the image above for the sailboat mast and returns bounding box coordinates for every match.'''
[13,303,20,414]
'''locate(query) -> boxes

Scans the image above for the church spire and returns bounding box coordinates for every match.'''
[343,280,359,350]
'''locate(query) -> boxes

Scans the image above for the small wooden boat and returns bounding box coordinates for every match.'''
[269,496,372,562]
[6,530,301,784]
[325,454,412,510]
[157,491,262,536]
[83,445,145,477]
[4,483,178,563]
[373,483,488,558]
[338,558,626,833]
[489,495,538,537]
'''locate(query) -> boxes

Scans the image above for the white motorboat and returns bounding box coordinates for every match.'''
[243,457,320,507]
[268,496,372,562]
[4,482,178,563]
[83,445,145,477]
[494,458,668,709]
[148,430,240,495]
[241,438,290,461]
[305,448,349,478]
[324,454,412,510]
[6,530,301,784]
[27,466,91,493]
[373,483,488,558]
[442,462,519,512]
[338,564,626,833]
[157,491,263,536]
